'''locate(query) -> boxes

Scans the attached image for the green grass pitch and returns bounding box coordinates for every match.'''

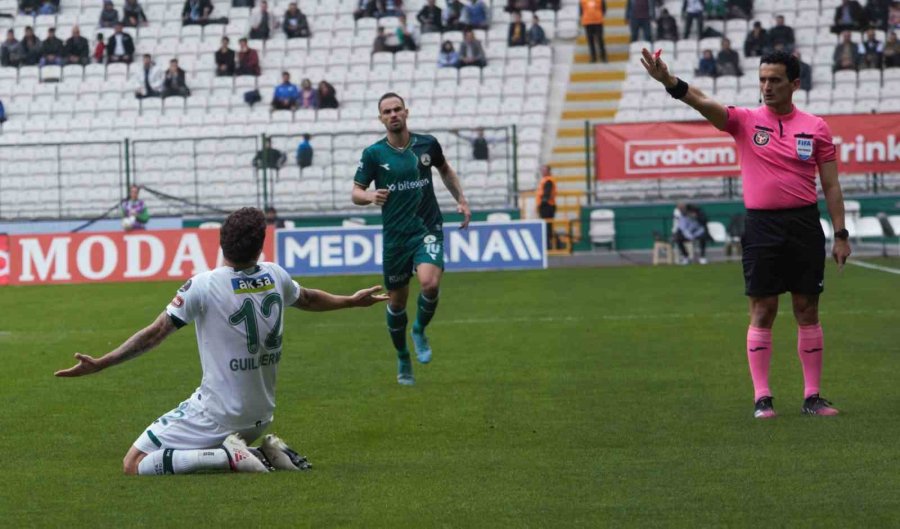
[2,261,899,528]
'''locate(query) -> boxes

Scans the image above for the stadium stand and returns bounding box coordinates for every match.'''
[0,0,576,220]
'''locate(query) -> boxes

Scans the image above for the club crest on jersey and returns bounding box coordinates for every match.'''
[424,234,437,244]
[753,130,770,146]
[231,273,275,294]
[171,295,184,308]
[420,153,431,167]
[796,138,814,160]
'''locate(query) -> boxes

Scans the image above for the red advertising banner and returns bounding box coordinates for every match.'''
[594,112,900,180]
[0,234,8,286]
[7,228,275,286]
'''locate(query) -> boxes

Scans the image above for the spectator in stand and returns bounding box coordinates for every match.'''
[317,80,339,109]
[100,1,120,28]
[528,14,548,46]
[264,206,285,228]
[454,127,505,160]
[793,50,812,90]
[122,185,149,231]
[716,37,742,76]
[215,37,235,76]
[418,0,443,33]
[438,40,459,67]
[133,54,163,98]
[581,0,607,63]
[656,8,678,41]
[64,26,90,66]
[182,0,213,26]
[249,0,278,39]
[768,15,795,53]
[296,134,313,168]
[458,28,487,67]
[866,0,891,30]
[93,33,105,63]
[859,28,884,68]
[283,3,311,38]
[38,0,58,16]
[0,97,6,124]
[354,0,378,20]
[123,0,148,27]
[696,48,717,76]
[509,11,527,46]
[833,0,868,33]
[705,0,727,20]
[373,26,401,53]
[744,20,768,57]
[506,0,536,11]
[297,78,317,109]
[396,14,419,50]
[683,0,704,39]
[1,29,18,67]
[538,0,560,7]
[379,0,404,17]
[17,26,41,66]
[18,0,38,16]
[729,0,753,19]
[444,0,465,31]
[107,24,135,64]
[253,138,286,170]
[271,71,299,111]
[236,38,260,75]
[39,27,64,66]
[884,31,900,67]
[833,30,860,70]
[625,0,655,42]
[463,0,490,29]
[162,58,190,98]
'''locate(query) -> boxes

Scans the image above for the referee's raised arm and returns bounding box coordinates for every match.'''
[640,48,728,131]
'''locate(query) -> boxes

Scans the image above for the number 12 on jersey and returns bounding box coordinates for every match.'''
[228,293,283,355]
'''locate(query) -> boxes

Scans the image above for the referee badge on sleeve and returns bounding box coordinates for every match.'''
[796,138,814,160]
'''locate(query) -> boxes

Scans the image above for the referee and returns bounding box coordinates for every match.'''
[640,49,852,419]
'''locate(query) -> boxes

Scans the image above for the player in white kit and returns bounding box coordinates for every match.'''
[55,208,388,475]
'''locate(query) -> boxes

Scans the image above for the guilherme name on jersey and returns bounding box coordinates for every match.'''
[230,351,281,371]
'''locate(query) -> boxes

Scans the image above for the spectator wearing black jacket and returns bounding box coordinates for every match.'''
[39,27,64,66]
[417,0,443,33]
[508,11,527,46]
[283,3,311,39]
[17,26,41,66]
[162,58,190,98]
[107,24,135,63]
[99,0,120,28]
[656,8,678,41]
[793,50,812,90]
[833,0,868,33]
[865,0,891,30]
[215,36,235,76]
[64,26,90,65]
[317,80,339,109]
[744,21,768,57]
[716,37,742,76]
[182,0,213,26]
[1,30,18,67]
[768,15,795,53]
[123,0,149,27]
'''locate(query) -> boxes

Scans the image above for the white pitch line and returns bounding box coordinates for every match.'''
[847,260,900,275]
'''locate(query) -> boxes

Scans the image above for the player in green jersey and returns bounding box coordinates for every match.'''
[352,92,471,386]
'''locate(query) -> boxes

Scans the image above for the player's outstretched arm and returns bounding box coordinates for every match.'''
[639,48,728,131]
[54,311,178,377]
[351,184,390,206]
[819,160,851,269]
[437,162,471,229]
[292,285,389,312]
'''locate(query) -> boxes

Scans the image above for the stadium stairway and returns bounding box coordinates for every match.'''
[548,0,629,220]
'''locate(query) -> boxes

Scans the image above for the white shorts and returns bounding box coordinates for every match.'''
[133,396,271,454]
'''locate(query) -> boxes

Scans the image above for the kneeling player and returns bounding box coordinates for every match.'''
[55,207,388,474]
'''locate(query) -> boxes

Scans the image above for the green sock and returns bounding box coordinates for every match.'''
[414,292,439,332]
[386,306,409,356]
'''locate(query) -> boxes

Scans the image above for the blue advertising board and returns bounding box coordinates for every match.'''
[276,221,547,276]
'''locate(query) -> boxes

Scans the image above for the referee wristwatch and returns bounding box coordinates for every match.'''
[834,228,849,241]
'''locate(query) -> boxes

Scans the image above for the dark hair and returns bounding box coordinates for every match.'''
[303,133,311,140]
[760,50,800,82]
[378,92,405,111]
[220,207,267,265]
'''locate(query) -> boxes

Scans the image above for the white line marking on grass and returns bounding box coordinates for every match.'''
[847,260,900,275]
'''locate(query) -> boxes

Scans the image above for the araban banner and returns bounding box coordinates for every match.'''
[277,221,547,276]
[7,228,275,286]
[595,112,900,180]
[0,234,9,286]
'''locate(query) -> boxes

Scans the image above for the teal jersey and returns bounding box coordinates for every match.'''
[354,133,446,242]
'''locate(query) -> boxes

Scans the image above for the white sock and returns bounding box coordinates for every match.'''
[138,448,231,475]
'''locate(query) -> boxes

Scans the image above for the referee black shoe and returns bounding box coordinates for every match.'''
[754,396,777,419]
[801,394,839,416]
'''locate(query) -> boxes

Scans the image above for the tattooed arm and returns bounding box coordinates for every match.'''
[54,311,178,377]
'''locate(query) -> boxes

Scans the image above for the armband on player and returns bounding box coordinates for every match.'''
[666,78,689,100]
